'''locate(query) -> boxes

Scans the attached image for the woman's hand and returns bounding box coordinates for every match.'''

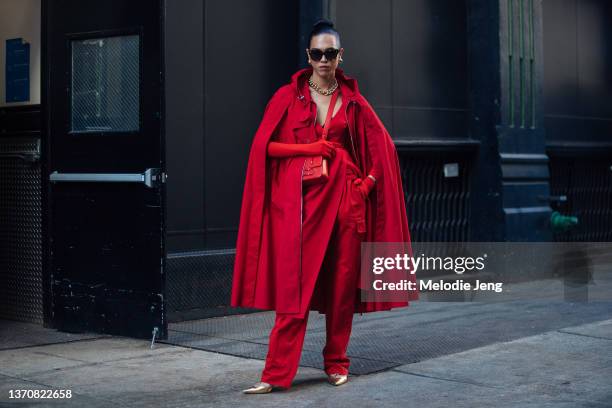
[353,177,375,200]
[302,139,337,160]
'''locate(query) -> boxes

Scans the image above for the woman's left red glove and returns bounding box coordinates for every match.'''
[353,176,375,199]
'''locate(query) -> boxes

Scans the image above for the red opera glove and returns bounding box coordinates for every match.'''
[267,142,304,158]
[353,176,376,199]
[267,140,337,159]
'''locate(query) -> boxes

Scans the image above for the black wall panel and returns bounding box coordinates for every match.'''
[165,0,299,251]
[165,0,205,251]
[204,0,299,248]
[543,0,612,146]
[335,0,469,141]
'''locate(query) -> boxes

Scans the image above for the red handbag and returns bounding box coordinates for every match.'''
[303,90,339,186]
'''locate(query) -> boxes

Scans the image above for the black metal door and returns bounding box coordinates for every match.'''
[44,0,165,338]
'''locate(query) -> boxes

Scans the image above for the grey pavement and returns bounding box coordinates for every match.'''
[1,272,612,408]
[1,318,611,407]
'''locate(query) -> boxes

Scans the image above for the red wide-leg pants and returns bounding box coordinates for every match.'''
[260,166,367,389]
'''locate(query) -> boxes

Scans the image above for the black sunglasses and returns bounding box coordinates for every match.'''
[308,47,340,62]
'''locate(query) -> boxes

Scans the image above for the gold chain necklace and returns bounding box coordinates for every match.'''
[308,76,338,96]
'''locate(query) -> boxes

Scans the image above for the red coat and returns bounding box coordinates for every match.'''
[231,67,419,315]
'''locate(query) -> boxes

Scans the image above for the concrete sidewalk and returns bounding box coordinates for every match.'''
[1,317,611,408]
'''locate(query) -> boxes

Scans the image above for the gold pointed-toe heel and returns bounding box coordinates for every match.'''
[327,373,348,386]
[242,381,273,394]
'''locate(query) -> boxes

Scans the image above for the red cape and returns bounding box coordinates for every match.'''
[231,67,419,315]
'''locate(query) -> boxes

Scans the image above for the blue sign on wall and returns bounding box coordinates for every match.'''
[5,38,30,103]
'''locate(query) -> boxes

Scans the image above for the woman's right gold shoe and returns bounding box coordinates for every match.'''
[242,381,273,394]
[327,373,349,386]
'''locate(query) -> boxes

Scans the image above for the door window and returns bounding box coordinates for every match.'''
[70,34,140,133]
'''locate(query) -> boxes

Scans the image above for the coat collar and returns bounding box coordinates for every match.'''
[291,66,360,104]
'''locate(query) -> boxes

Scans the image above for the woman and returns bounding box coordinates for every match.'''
[231,19,418,393]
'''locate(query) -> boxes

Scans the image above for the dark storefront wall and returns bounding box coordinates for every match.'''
[165,0,476,253]
[334,0,478,243]
[543,0,612,241]
[163,0,509,353]
[162,0,612,328]
[543,0,612,147]
[165,0,299,252]
[164,0,479,323]
[164,0,299,321]
[334,0,470,143]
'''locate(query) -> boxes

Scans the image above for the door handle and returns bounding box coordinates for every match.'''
[49,168,166,188]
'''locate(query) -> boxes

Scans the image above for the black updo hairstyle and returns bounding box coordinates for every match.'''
[308,18,341,48]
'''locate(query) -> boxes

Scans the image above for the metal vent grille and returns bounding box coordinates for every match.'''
[399,153,472,242]
[549,155,612,242]
[0,137,43,324]
[166,249,255,322]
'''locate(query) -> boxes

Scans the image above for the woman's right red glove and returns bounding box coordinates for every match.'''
[268,140,337,159]
[353,176,375,199]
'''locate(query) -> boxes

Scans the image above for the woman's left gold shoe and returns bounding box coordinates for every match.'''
[242,381,273,394]
[327,373,349,386]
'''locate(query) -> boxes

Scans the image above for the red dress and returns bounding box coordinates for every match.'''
[311,93,363,177]
[284,87,367,319]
